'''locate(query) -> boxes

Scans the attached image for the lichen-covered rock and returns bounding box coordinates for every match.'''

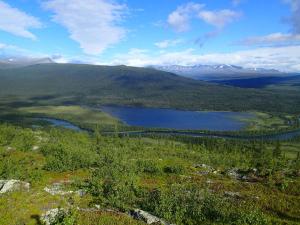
[130,209,173,225]
[41,208,67,225]
[0,180,30,194]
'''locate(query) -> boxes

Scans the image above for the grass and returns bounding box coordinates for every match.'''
[76,211,145,225]
[17,105,123,131]
[238,112,292,131]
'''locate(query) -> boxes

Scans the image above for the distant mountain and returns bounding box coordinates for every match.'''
[0,63,300,113]
[213,75,300,88]
[0,57,54,69]
[152,64,286,81]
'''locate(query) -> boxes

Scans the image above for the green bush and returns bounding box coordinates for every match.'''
[140,184,269,225]
[136,160,160,174]
[41,129,98,171]
[163,165,184,174]
[0,150,44,182]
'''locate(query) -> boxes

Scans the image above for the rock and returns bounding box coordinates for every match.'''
[0,180,30,194]
[194,164,218,176]
[41,208,67,225]
[130,209,173,225]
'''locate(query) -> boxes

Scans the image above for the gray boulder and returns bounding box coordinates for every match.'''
[0,180,30,194]
[131,209,173,225]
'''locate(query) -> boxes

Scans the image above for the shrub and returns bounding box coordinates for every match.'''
[163,165,184,174]
[136,160,160,174]
[140,184,269,225]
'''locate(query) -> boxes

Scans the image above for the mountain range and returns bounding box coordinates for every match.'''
[151,64,289,81]
[0,57,54,69]
[1,56,296,82]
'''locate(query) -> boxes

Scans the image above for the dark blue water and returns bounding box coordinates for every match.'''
[101,106,254,131]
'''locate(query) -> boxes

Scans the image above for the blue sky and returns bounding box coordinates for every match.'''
[0,0,300,71]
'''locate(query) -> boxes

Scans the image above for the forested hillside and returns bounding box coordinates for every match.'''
[1,63,300,113]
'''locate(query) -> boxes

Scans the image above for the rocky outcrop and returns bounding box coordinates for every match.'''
[194,164,219,175]
[0,180,30,194]
[226,168,259,182]
[130,209,174,225]
[41,208,67,225]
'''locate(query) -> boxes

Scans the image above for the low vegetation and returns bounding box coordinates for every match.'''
[0,123,299,224]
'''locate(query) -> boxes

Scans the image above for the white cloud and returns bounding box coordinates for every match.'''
[43,0,127,55]
[198,10,241,29]
[110,46,300,72]
[167,2,240,32]
[0,42,29,55]
[155,39,183,48]
[0,1,42,40]
[167,2,204,32]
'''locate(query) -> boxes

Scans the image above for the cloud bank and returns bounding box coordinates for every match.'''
[110,45,300,72]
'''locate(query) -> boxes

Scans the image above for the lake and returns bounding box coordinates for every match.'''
[35,115,300,141]
[101,105,254,131]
